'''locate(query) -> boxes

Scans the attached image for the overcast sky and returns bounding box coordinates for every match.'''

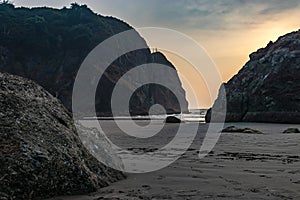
[13,0,300,108]
[13,1,300,29]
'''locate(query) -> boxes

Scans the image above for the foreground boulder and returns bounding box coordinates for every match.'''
[222,126,263,134]
[165,116,181,123]
[0,72,124,200]
[206,30,300,123]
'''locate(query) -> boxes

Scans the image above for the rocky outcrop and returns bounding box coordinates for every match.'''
[206,29,300,123]
[165,116,181,123]
[0,72,124,200]
[0,3,188,117]
[222,126,263,134]
[283,128,300,133]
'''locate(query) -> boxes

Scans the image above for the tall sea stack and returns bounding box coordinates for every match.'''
[206,30,300,123]
[0,3,188,116]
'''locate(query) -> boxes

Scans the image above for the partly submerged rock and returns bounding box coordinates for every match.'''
[222,126,263,134]
[0,72,124,200]
[165,116,181,123]
[283,128,300,133]
[206,30,300,123]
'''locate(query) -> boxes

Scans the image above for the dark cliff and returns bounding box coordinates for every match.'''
[206,29,300,123]
[0,3,188,116]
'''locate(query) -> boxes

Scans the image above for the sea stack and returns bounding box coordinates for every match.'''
[206,30,300,123]
[0,4,188,116]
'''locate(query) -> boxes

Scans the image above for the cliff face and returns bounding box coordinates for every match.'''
[0,3,188,116]
[206,29,300,123]
[126,52,188,115]
[0,72,125,199]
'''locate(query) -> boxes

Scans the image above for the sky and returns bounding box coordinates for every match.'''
[13,0,300,108]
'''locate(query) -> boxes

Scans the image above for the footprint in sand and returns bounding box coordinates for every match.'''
[157,175,165,180]
[288,170,300,174]
[259,174,272,178]
[141,185,151,190]
[243,169,256,173]
[292,180,300,184]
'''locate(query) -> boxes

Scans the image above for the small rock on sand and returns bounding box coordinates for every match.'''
[283,128,300,133]
[165,116,181,123]
[222,126,263,134]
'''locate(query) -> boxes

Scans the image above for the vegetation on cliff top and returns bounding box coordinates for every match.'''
[0,2,132,56]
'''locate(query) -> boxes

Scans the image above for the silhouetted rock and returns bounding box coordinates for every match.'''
[0,3,188,117]
[206,30,300,123]
[283,128,300,133]
[222,126,263,134]
[0,72,124,200]
[165,116,181,123]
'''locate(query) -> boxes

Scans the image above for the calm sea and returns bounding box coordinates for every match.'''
[83,109,207,123]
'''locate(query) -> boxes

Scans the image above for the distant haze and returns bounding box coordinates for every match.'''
[13,0,300,108]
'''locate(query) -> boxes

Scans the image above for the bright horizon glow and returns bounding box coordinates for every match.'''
[12,0,300,109]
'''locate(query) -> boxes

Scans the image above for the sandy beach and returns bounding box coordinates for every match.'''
[46,122,300,200]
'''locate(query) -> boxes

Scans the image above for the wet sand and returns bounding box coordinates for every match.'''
[47,122,300,200]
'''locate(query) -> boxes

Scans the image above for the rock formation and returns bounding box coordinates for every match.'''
[165,116,182,123]
[0,3,188,117]
[283,128,300,133]
[222,126,263,134]
[0,72,124,199]
[206,29,300,123]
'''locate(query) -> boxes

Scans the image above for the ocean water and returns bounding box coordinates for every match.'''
[83,109,207,123]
